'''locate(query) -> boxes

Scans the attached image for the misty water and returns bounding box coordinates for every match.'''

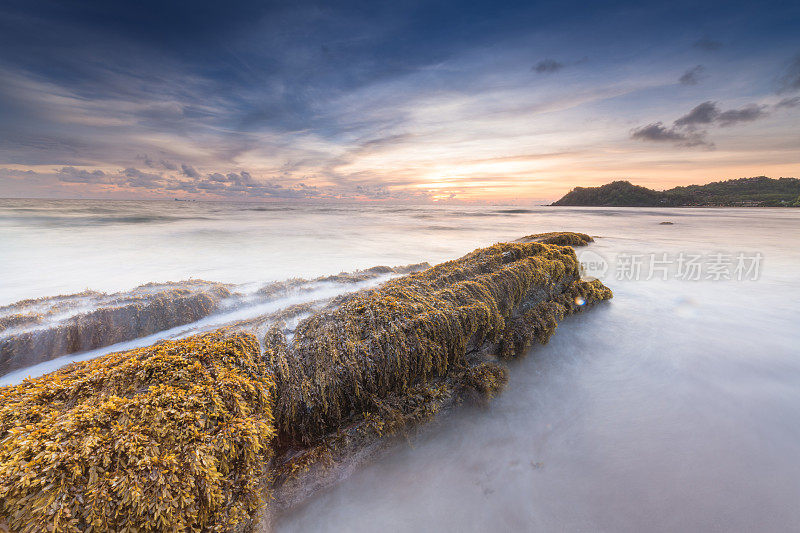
[2,199,799,532]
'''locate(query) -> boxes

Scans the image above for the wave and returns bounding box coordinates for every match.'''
[416,208,537,218]
[0,263,432,382]
[494,208,535,214]
[0,212,215,226]
[95,215,213,224]
[0,281,232,377]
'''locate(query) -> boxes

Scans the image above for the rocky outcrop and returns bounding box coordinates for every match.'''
[0,281,232,376]
[0,233,612,532]
[265,238,609,445]
[262,235,611,526]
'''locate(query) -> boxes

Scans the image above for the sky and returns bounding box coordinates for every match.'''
[0,0,799,202]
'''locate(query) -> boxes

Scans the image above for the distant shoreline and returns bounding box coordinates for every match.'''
[545,204,794,208]
[551,177,800,208]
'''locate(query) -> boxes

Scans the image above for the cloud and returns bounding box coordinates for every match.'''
[679,65,704,85]
[776,96,800,108]
[630,122,709,147]
[632,98,773,148]
[121,167,164,188]
[0,168,37,178]
[631,122,686,142]
[692,38,722,51]
[531,57,589,75]
[226,171,256,186]
[46,163,331,199]
[7,160,440,201]
[674,101,719,127]
[777,54,800,93]
[189,173,321,198]
[673,101,768,128]
[716,104,768,126]
[181,164,200,178]
[2,1,798,201]
[56,166,108,183]
[360,184,432,200]
[533,59,564,74]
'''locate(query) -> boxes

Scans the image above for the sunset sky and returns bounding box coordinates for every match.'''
[1,0,799,202]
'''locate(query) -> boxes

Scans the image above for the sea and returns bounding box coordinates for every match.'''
[1,198,799,532]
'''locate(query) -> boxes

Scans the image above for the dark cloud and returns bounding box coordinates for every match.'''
[533,59,564,74]
[692,38,723,51]
[633,98,773,148]
[716,104,768,126]
[121,167,164,188]
[123,168,157,178]
[160,159,177,170]
[673,101,768,128]
[57,166,107,183]
[355,184,397,199]
[631,122,686,142]
[226,171,256,186]
[190,173,320,199]
[630,122,709,147]
[674,101,719,127]
[0,168,37,178]
[181,164,200,178]
[165,181,199,194]
[0,0,573,145]
[31,163,332,199]
[777,54,800,93]
[679,65,704,85]
[776,96,800,108]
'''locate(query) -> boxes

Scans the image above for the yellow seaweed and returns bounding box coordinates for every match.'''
[266,238,612,445]
[0,332,275,533]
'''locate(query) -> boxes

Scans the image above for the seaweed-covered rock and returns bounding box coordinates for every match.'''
[0,281,232,377]
[265,237,612,445]
[516,231,594,246]
[0,332,275,533]
[0,232,613,531]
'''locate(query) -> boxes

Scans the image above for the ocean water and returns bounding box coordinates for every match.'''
[2,199,800,532]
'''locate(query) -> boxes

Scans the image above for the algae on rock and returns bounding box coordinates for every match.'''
[265,237,612,445]
[516,231,595,246]
[0,332,275,533]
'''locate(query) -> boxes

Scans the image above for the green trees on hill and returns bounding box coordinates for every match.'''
[552,177,800,207]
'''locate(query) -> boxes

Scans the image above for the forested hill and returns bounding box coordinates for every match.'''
[551,177,800,207]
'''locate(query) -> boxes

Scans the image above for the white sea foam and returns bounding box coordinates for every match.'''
[0,276,391,386]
